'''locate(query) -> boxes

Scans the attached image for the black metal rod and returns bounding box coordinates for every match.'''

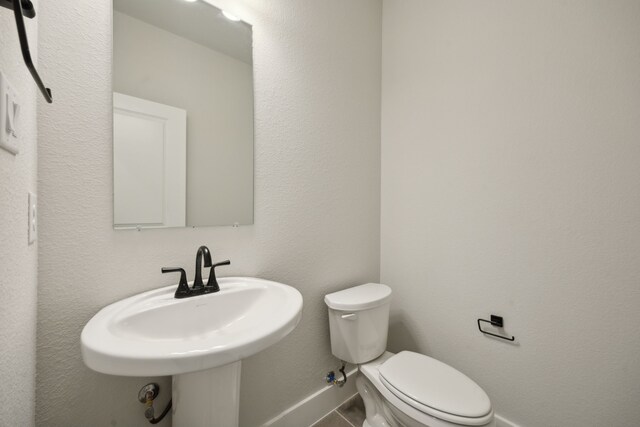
[11,0,52,103]
[477,317,515,342]
[0,0,35,18]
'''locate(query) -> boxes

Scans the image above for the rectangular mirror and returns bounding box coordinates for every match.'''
[112,0,254,229]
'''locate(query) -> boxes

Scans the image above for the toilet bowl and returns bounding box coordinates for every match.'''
[325,284,495,427]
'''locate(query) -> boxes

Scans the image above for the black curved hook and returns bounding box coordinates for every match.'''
[4,0,53,103]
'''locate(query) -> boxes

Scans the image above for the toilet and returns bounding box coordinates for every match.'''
[325,283,495,427]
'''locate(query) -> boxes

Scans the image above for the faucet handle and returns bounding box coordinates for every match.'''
[213,260,231,268]
[205,260,230,292]
[162,267,191,298]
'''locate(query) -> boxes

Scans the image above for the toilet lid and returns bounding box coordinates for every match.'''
[378,351,491,419]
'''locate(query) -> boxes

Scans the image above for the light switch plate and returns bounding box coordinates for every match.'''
[0,71,19,155]
[28,192,37,244]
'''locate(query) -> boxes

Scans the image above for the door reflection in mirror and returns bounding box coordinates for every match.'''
[113,0,254,229]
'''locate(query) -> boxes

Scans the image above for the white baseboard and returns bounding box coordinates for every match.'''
[262,368,358,427]
[495,413,520,427]
[263,369,520,427]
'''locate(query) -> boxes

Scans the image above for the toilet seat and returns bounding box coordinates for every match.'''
[377,351,493,426]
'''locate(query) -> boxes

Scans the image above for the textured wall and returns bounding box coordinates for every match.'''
[37,0,381,426]
[381,1,640,426]
[0,3,38,427]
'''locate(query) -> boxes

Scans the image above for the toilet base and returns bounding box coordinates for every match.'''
[357,371,425,427]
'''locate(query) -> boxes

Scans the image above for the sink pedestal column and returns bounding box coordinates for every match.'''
[172,361,242,427]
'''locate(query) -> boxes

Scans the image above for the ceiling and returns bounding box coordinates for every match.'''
[114,0,252,64]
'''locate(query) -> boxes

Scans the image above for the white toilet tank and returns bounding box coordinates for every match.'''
[325,283,392,364]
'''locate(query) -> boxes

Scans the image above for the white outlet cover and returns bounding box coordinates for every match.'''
[28,192,37,244]
[0,71,19,155]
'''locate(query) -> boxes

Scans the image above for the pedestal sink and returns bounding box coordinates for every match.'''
[81,277,303,426]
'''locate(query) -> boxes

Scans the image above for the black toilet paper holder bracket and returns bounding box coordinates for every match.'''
[477,315,515,342]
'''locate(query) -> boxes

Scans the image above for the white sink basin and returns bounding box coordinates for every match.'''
[81,277,303,376]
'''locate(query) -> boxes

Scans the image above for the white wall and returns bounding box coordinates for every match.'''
[0,3,38,426]
[113,11,254,226]
[381,1,640,426]
[37,1,381,426]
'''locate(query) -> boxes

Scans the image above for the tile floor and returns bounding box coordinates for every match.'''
[311,393,366,427]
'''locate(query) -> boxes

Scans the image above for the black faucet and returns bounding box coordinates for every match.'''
[193,246,212,289]
[161,246,231,299]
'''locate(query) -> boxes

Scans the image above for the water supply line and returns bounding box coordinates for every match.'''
[325,362,347,387]
[148,400,172,425]
[138,383,172,424]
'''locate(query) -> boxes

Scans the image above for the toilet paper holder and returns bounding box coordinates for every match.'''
[477,315,515,342]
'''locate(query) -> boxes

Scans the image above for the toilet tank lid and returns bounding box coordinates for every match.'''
[324,283,391,311]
